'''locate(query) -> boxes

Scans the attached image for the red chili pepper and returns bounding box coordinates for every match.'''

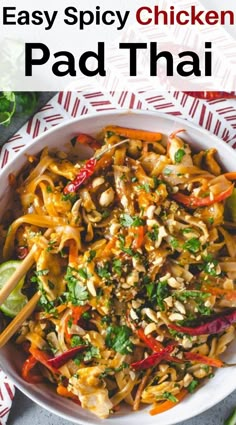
[131,344,177,370]
[47,346,86,369]
[172,184,234,208]
[168,308,236,336]
[183,92,236,100]
[184,352,223,368]
[22,355,43,383]
[16,246,29,260]
[63,157,97,194]
[64,139,129,194]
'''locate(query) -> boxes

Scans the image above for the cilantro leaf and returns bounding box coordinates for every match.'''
[88,250,96,263]
[84,346,100,361]
[156,281,169,311]
[65,267,89,305]
[105,325,134,354]
[200,254,219,276]
[147,225,159,241]
[78,268,89,280]
[137,183,151,193]
[97,263,111,279]
[181,227,194,234]
[120,214,144,227]
[71,336,86,347]
[170,238,179,249]
[112,259,122,276]
[183,237,201,253]
[118,234,140,258]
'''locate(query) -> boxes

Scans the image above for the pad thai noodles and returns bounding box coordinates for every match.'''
[1,126,236,419]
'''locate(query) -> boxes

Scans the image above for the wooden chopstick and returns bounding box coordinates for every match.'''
[0,228,51,307]
[0,228,52,347]
[0,292,40,348]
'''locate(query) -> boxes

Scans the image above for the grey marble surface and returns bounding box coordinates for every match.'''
[7,387,236,425]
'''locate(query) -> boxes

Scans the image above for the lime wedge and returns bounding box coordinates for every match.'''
[0,260,28,318]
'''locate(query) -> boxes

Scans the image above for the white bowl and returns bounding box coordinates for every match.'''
[0,110,236,425]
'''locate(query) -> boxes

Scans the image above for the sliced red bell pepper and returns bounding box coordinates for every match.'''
[172,184,234,208]
[29,346,59,375]
[22,355,43,383]
[47,346,86,369]
[137,328,163,351]
[75,134,101,150]
[184,352,223,368]
[65,305,90,343]
[168,308,236,336]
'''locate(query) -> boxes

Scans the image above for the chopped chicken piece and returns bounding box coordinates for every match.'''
[69,366,112,419]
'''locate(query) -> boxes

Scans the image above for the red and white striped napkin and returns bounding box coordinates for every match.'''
[0,90,235,423]
[1,91,236,168]
[0,370,15,425]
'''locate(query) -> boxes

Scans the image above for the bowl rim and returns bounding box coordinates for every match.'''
[0,108,235,177]
[1,108,236,425]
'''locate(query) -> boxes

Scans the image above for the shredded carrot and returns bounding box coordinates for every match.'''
[69,241,78,266]
[71,305,90,325]
[138,192,153,209]
[56,305,68,314]
[184,352,223,368]
[57,385,78,400]
[65,305,90,343]
[65,315,72,344]
[132,226,145,249]
[224,172,236,181]
[102,237,117,257]
[104,125,162,142]
[149,389,188,415]
[95,152,113,172]
[202,285,236,301]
